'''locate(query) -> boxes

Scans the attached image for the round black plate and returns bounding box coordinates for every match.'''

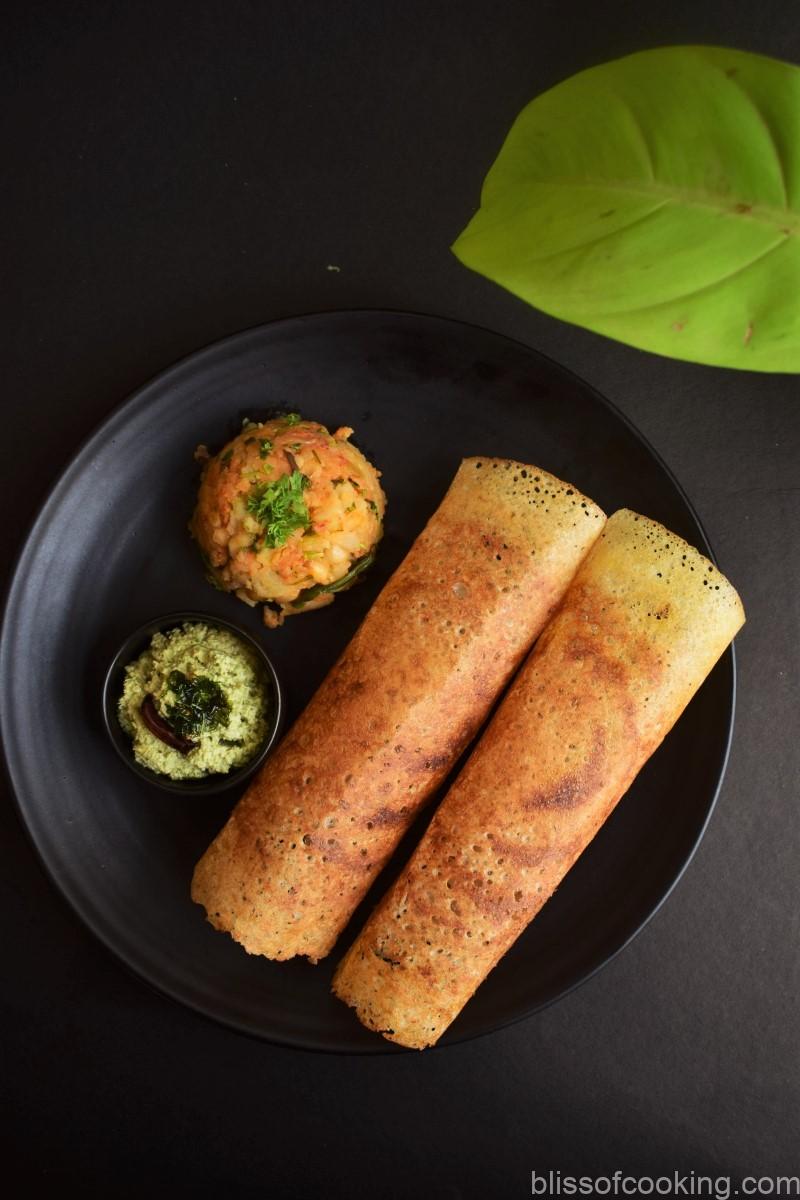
[0,311,735,1053]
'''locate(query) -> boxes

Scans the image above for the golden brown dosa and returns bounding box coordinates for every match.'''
[191,458,606,961]
[333,509,745,1046]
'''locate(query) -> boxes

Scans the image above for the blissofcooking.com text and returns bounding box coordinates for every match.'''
[531,1172,800,1198]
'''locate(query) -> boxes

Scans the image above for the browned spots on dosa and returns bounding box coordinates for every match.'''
[366,805,410,828]
[485,836,548,870]
[523,727,606,811]
[480,529,514,561]
[391,728,466,780]
[303,834,352,866]
[566,635,627,686]
[233,804,279,854]
[422,751,451,772]
[462,882,518,923]
[564,584,666,691]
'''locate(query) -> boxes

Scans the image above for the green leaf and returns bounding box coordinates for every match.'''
[246,470,311,548]
[291,552,375,608]
[452,46,800,372]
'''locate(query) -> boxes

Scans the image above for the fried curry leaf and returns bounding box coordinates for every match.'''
[292,552,375,608]
[452,46,800,372]
[164,671,230,738]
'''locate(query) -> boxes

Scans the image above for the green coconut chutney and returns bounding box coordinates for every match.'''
[118,622,271,780]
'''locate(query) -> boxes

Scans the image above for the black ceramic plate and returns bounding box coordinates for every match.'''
[0,311,735,1053]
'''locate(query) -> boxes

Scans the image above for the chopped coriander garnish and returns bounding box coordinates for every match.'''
[282,412,302,426]
[246,470,311,548]
[259,438,273,458]
[289,442,303,451]
[367,498,379,516]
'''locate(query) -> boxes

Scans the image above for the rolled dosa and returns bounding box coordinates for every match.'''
[333,509,745,1046]
[192,458,606,961]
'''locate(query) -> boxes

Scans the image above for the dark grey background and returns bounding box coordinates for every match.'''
[3,1,798,1194]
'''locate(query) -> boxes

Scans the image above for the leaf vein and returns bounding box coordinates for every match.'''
[620,97,656,182]
[578,233,791,317]
[721,69,790,208]
[485,178,797,233]
[517,200,671,264]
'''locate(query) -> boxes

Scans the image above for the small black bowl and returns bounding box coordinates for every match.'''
[102,611,283,795]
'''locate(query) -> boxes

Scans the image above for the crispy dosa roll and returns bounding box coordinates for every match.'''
[333,509,745,1047]
[192,458,605,961]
